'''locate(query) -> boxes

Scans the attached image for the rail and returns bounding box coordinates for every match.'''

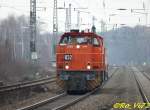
[132,70,150,110]
[0,76,56,92]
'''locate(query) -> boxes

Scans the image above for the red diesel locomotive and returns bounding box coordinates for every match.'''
[56,30,108,92]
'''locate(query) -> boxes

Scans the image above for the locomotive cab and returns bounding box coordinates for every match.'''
[56,30,107,93]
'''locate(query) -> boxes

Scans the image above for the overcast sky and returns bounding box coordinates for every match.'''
[0,0,149,32]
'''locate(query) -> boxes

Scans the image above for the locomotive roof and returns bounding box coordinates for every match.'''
[63,32,103,40]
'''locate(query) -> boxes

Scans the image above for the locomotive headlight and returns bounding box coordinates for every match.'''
[76,45,80,49]
[87,65,91,70]
[65,65,69,70]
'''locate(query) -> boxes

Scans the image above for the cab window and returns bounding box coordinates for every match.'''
[60,36,72,44]
[76,37,92,44]
[93,38,100,46]
[60,36,92,45]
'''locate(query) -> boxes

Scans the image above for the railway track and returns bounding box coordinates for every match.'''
[17,88,100,110]
[16,67,118,110]
[16,92,67,110]
[106,67,150,110]
[0,76,56,93]
[141,72,150,81]
[17,86,102,110]
[109,67,119,77]
[132,68,150,110]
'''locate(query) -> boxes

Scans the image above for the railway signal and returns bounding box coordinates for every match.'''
[52,0,58,61]
[30,0,37,61]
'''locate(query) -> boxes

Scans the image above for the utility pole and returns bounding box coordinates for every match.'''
[57,3,69,32]
[52,0,58,60]
[64,4,71,32]
[60,4,87,31]
[65,8,69,32]
[100,20,106,33]
[143,1,148,26]
[68,3,71,31]
[92,16,96,33]
[92,16,96,26]
[74,9,89,29]
[77,11,80,29]
[30,0,37,61]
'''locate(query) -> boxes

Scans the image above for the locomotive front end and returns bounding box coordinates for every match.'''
[56,31,107,92]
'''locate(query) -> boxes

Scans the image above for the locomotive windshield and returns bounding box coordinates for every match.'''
[60,36,92,45]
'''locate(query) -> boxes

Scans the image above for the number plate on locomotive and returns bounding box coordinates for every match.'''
[64,54,72,61]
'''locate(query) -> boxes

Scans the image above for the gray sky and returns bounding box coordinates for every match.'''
[0,0,149,32]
